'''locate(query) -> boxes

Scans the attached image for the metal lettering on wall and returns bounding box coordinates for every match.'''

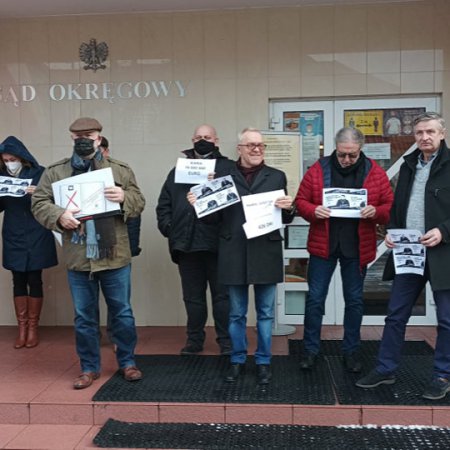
[0,81,188,107]
[79,38,108,72]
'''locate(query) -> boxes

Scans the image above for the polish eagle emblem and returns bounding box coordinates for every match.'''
[79,38,108,72]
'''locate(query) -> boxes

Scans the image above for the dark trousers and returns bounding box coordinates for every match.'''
[178,251,230,346]
[12,270,43,297]
[376,273,450,379]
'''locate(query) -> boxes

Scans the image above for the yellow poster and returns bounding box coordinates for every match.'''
[344,110,384,136]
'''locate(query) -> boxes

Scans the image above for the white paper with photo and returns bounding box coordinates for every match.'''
[52,167,120,219]
[174,158,216,184]
[388,228,425,275]
[0,176,32,197]
[191,175,240,218]
[322,188,367,218]
[241,189,284,239]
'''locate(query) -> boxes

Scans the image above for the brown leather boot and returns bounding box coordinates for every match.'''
[13,296,28,349]
[26,297,43,348]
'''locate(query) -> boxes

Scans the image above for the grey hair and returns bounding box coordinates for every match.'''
[238,127,260,142]
[335,127,365,149]
[413,112,446,131]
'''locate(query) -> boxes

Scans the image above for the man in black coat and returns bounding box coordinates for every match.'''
[156,125,231,356]
[356,112,450,400]
[191,128,295,385]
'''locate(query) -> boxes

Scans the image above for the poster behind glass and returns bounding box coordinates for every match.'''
[283,111,324,174]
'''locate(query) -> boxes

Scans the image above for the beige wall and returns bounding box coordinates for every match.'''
[0,1,449,325]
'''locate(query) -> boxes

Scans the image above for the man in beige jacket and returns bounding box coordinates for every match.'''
[32,117,145,390]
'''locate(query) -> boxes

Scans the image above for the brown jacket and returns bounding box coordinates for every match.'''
[31,156,145,272]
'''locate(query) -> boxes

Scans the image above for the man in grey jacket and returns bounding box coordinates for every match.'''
[32,117,145,390]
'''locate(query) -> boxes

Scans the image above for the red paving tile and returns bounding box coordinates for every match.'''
[361,405,433,426]
[4,424,92,450]
[293,405,361,426]
[0,325,447,449]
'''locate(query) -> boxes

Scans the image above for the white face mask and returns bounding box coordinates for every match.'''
[5,161,22,175]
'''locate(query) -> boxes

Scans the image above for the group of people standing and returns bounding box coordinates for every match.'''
[1,112,450,400]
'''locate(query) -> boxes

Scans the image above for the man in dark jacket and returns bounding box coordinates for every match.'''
[295,127,393,373]
[200,128,295,385]
[356,112,450,400]
[156,124,231,355]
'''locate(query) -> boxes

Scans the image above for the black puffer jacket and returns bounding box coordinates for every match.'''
[383,140,450,290]
[156,148,233,263]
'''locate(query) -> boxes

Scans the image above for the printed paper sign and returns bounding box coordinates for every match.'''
[0,176,32,197]
[388,229,425,275]
[52,167,120,219]
[241,189,284,239]
[322,188,367,218]
[174,158,216,184]
[191,175,240,218]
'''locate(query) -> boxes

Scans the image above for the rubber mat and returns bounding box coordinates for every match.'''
[288,339,434,356]
[93,354,335,404]
[330,354,450,406]
[94,419,450,449]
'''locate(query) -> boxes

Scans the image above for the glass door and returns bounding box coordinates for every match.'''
[270,96,439,326]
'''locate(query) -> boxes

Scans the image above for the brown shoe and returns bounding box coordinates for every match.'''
[120,366,142,382]
[73,372,100,390]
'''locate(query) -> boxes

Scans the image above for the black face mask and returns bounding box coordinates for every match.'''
[194,139,216,156]
[73,137,96,158]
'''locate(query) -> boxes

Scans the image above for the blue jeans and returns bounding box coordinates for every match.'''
[303,254,366,355]
[376,273,450,379]
[67,264,138,373]
[228,284,276,365]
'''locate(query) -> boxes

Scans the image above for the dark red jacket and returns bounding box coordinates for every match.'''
[295,155,393,267]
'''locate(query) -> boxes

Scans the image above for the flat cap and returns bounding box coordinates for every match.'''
[69,117,103,133]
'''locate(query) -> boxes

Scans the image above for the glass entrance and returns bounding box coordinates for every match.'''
[271,96,439,326]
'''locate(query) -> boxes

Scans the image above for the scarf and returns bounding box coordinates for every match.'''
[237,158,265,186]
[70,151,117,260]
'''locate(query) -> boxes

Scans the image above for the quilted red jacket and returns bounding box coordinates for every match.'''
[295,156,393,267]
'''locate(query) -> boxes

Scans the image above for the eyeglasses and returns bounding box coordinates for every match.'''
[336,151,359,160]
[238,143,267,151]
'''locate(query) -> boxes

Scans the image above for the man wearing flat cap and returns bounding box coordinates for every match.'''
[32,117,146,390]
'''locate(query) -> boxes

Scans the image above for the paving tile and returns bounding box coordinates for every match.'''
[30,404,94,425]
[5,424,92,450]
[293,405,361,426]
[0,424,26,447]
[0,404,29,424]
[361,405,433,426]
[93,402,159,425]
[225,403,293,424]
[159,402,225,423]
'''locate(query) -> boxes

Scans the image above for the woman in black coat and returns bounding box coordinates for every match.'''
[0,136,58,349]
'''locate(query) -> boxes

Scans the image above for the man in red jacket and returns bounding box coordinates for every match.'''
[295,127,393,372]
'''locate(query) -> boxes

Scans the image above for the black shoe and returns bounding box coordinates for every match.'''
[422,377,450,400]
[300,353,317,370]
[180,343,203,355]
[343,352,362,373]
[225,363,245,382]
[257,364,272,385]
[355,369,396,388]
[220,345,232,356]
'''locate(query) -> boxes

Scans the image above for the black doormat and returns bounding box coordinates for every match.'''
[94,419,450,449]
[93,354,335,404]
[288,338,434,356]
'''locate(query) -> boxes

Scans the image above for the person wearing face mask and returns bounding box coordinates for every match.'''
[0,136,58,349]
[156,124,233,356]
[31,117,146,390]
[295,127,393,373]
